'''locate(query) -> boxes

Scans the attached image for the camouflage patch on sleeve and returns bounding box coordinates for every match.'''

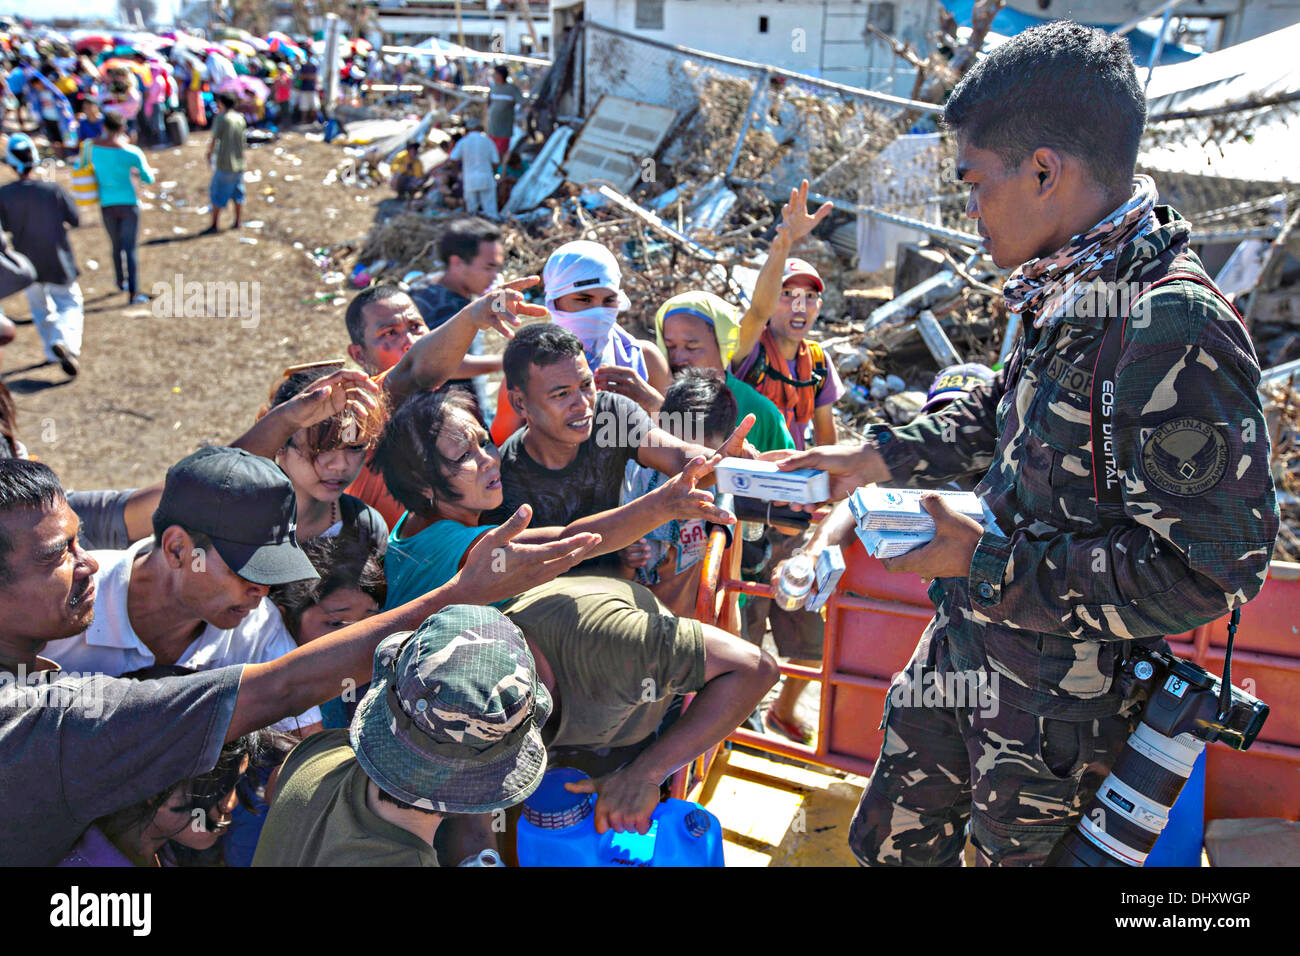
[1139,417,1228,497]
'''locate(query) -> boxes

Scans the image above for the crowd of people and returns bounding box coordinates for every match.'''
[0,21,1283,870]
[0,147,853,863]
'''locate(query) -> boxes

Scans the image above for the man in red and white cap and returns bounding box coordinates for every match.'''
[731,182,843,452]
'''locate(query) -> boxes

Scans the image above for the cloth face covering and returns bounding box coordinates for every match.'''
[550,305,622,356]
[1001,174,1158,329]
[543,239,633,367]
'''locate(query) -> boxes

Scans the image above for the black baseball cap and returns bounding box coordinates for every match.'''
[155,447,320,586]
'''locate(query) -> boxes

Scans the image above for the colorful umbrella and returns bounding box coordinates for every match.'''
[217,74,269,103]
[223,39,257,58]
[74,34,113,53]
[267,35,305,61]
[101,57,153,83]
[351,38,372,53]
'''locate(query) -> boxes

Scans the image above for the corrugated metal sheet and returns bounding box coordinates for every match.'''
[560,94,677,192]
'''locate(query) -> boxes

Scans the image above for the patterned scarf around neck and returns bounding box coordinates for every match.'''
[1001,174,1158,328]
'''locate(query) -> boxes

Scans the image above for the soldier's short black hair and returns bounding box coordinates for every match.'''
[943,21,1145,192]
[502,322,584,393]
[0,459,65,583]
[437,218,501,268]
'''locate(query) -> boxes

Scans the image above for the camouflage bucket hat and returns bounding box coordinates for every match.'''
[350,605,552,814]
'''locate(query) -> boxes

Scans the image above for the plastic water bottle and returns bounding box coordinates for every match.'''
[458,848,504,867]
[774,553,815,611]
[516,767,725,867]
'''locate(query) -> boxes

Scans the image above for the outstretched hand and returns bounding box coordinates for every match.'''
[778,179,834,245]
[455,504,602,605]
[762,443,886,506]
[465,276,549,338]
[285,369,382,432]
[656,455,736,525]
[715,414,757,460]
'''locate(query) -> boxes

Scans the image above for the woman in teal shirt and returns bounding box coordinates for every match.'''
[85,109,154,304]
[373,389,735,609]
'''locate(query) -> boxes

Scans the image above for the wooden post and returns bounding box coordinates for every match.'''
[516,0,541,54]
[454,0,466,49]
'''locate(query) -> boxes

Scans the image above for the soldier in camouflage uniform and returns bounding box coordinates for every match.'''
[253,604,553,866]
[780,22,1279,865]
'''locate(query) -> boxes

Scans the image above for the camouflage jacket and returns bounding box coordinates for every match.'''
[869,206,1280,719]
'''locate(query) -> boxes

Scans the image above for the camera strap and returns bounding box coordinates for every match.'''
[1088,269,1249,710]
[1089,269,1246,507]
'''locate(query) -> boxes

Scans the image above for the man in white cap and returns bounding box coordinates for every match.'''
[449,117,501,219]
[489,240,671,444]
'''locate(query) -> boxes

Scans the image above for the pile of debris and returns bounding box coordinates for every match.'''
[1265,377,1300,563]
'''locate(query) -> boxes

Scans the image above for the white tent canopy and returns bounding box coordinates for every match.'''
[1140,24,1300,183]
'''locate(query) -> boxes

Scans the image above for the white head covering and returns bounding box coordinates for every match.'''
[542,240,631,314]
[542,240,642,378]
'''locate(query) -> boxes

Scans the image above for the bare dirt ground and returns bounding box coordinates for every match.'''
[1,129,391,491]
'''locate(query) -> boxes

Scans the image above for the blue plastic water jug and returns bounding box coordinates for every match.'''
[516,767,725,867]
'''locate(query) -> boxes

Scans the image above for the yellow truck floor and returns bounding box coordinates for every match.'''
[688,747,869,866]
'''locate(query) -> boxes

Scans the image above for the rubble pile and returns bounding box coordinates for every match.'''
[1264,379,1300,563]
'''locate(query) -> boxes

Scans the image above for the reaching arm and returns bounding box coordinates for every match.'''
[733,227,791,369]
[228,506,600,740]
[566,623,779,834]
[965,338,1277,642]
[515,455,734,555]
[231,369,381,460]
[452,353,503,378]
[122,483,163,543]
[634,414,756,485]
[732,180,832,372]
[384,277,546,405]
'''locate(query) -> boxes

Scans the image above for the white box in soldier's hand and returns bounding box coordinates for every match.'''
[850,486,986,533]
[805,545,845,612]
[714,458,830,505]
[854,525,934,559]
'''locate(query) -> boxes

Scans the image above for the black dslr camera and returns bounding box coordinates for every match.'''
[1047,644,1268,867]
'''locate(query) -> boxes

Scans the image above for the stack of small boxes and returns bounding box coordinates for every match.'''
[848,487,993,559]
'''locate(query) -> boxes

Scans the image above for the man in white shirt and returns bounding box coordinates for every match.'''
[42,447,325,734]
[449,117,500,220]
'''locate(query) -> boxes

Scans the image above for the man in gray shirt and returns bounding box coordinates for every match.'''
[0,457,598,865]
[486,64,524,162]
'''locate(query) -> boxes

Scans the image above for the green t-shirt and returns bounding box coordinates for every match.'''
[383,515,496,611]
[500,576,706,752]
[212,109,246,173]
[727,371,795,453]
[252,730,439,867]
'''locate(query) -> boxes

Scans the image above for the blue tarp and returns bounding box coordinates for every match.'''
[942,1,1201,66]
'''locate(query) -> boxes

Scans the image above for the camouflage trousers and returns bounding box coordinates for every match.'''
[848,625,1140,866]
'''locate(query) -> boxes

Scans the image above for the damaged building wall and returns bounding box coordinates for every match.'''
[574,0,940,94]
